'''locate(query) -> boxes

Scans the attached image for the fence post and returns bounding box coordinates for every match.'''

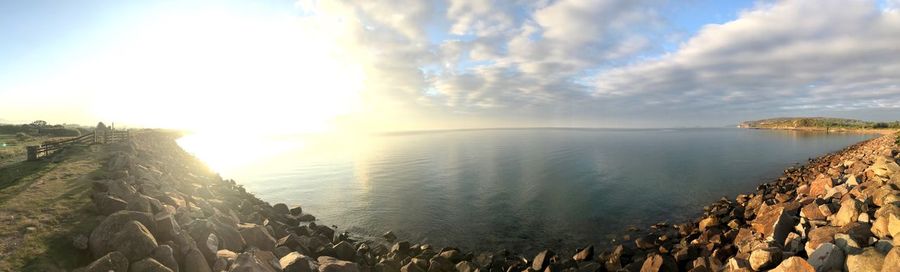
[26,146,38,161]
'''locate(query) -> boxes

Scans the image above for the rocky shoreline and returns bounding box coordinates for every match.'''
[75,130,900,272]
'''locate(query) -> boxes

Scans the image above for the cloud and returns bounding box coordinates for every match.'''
[592,0,900,120]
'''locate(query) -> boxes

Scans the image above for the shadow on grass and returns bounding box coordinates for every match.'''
[0,160,53,203]
[0,145,104,271]
[20,202,99,272]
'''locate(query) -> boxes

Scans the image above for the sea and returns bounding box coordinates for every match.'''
[177,127,878,254]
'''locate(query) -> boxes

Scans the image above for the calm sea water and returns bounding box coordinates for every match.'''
[179,128,877,254]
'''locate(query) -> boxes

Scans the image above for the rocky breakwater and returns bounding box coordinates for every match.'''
[591,133,900,272]
[74,130,900,272]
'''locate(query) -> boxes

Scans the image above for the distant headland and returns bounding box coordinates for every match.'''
[739,117,900,132]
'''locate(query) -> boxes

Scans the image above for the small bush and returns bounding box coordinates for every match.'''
[15,132,30,141]
[39,128,81,137]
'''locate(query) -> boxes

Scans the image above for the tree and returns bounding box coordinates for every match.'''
[31,120,47,127]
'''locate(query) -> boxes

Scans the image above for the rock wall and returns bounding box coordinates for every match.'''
[75,131,900,272]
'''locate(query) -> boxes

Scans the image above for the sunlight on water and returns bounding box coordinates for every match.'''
[176,132,307,175]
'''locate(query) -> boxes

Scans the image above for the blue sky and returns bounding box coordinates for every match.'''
[1,0,899,130]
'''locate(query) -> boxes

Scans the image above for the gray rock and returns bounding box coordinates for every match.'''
[90,211,156,259]
[428,256,455,272]
[273,246,292,259]
[273,203,290,215]
[211,216,246,252]
[183,248,212,272]
[111,221,159,261]
[333,241,356,261]
[808,243,845,272]
[73,233,89,250]
[400,262,424,272]
[376,259,401,272]
[151,245,179,272]
[230,251,278,272]
[240,224,277,251]
[129,258,174,272]
[290,206,303,216]
[85,251,129,272]
[93,193,129,215]
[382,231,397,242]
[835,233,863,254]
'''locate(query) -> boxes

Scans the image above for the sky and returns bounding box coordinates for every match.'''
[1,0,899,133]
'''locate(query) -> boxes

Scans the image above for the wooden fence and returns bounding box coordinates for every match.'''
[26,129,130,161]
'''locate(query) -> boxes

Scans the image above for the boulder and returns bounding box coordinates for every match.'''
[230,251,279,272]
[333,241,356,261]
[400,262,425,272]
[376,259,402,272]
[890,214,900,237]
[183,248,212,272]
[532,249,555,271]
[211,217,246,252]
[769,256,814,272]
[800,203,826,221]
[573,245,594,262]
[290,206,303,216]
[809,174,834,197]
[428,256,455,272]
[154,213,180,243]
[85,251,129,272]
[382,231,397,242]
[273,203,290,215]
[129,258,174,272]
[749,247,782,271]
[834,198,865,227]
[806,226,840,254]
[883,246,900,272]
[391,241,411,255]
[807,243,844,272]
[151,245,179,272]
[699,217,719,231]
[318,256,360,272]
[73,234,89,250]
[455,261,477,272]
[639,253,677,272]
[750,206,797,246]
[93,194,129,215]
[281,252,316,272]
[845,247,885,272]
[240,224,277,251]
[90,211,156,259]
[111,221,159,261]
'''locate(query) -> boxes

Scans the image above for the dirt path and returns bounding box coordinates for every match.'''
[0,145,108,271]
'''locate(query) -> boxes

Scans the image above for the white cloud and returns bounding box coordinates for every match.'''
[591,0,900,121]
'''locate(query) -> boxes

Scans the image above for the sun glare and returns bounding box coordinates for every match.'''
[89,9,365,136]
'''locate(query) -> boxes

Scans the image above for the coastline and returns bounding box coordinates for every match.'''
[741,126,898,135]
[6,129,900,271]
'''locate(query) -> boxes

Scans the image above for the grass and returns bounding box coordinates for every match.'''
[0,144,108,271]
[0,134,60,167]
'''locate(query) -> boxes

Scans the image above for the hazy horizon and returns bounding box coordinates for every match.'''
[2,0,900,134]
